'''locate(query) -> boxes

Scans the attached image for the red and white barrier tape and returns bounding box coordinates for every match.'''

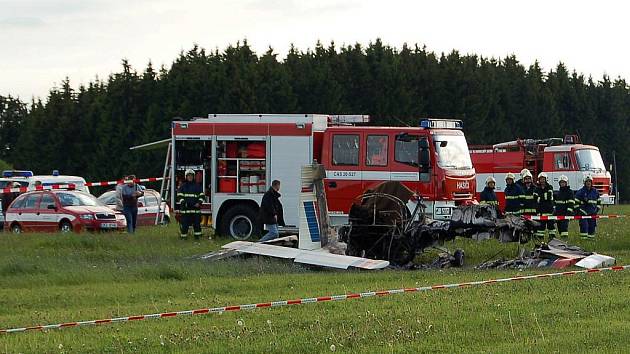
[0,178,163,194]
[84,177,163,187]
[0,184,76,194]
[1,264,628,334]
[524,214,625,221]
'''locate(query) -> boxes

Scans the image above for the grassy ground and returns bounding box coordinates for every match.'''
[0,206,629,353]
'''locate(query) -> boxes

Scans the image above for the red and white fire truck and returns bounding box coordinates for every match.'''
[157,114,476,239]
[470,135,614,207]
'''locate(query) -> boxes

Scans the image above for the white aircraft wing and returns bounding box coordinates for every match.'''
[222,241,389,270]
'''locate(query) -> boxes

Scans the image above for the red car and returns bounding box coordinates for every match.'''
[4,190,126,233]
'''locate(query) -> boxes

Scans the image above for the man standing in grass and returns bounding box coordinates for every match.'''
[177,169,204,240]
[122,175,144,234]
[258,180,285,242]
[575,175,600,239]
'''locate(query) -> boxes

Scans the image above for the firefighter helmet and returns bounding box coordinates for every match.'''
[505,173,516,181]
[538,172,548,180]
[485,176,496,185]
[520,168,530,178]
[185,169,195,176]
[559,175,569,183]
[583,175,593,183]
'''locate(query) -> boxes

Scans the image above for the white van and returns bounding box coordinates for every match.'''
[0,170,89,193]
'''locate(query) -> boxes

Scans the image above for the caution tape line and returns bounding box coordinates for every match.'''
[1,264,628,334]
[84,177,163,187]
[0,178,164,194]
[523,215,625,221]
[0,184,77,194]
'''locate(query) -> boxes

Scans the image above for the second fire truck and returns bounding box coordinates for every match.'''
[156,114,476,239]
[470,135,614,208]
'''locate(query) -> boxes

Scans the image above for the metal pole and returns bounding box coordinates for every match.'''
[612,151,619,204]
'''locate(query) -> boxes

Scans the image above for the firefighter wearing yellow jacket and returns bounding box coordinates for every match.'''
[177,169,204,240]
[534,172,555,240]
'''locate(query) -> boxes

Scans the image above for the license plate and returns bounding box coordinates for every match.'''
[101,223,118,228]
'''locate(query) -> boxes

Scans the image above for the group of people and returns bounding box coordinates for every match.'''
[480,168,601,240]
[175,169,284,241]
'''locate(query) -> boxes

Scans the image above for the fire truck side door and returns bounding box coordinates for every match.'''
[362,134,391,193]
[325,132,364,215]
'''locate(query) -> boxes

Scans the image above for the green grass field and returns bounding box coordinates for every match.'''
[1,206,629,353]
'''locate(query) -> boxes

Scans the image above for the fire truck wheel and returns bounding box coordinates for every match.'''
[10,223,22,234]
[219,205,258,240]
[59,220,73,233]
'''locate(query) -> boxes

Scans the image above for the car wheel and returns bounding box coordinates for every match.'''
[218,204,258,240]
[59,220,73,233]
[11,223,21,234]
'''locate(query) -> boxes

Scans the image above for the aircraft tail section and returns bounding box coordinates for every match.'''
[298,164,331,250]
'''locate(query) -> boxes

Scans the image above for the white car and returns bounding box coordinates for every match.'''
[97,189,171,226]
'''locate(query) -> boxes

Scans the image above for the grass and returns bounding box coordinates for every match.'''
[0,205,629,353]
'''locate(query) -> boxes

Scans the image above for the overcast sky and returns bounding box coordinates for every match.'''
[1,0,628,100]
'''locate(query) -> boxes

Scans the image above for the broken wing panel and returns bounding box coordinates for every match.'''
[222,241,300,259]
[294,251,389,270]
[221,241,389,270]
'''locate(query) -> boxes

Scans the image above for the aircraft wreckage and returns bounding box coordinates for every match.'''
[200,164,546,270]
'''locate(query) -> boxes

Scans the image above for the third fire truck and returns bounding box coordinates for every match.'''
[153,114,476,239]
[470,135,614,208]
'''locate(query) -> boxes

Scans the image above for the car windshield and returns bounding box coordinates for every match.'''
[57,192,103,207]
[433,134,473,169]
[97,190,117,204]
[575,149,606,172]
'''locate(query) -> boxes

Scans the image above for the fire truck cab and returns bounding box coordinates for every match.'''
[470,135,614,207]
[169,114,476,239]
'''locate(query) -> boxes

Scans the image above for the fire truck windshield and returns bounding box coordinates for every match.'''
[575,149,606,172]
[433,134,473,170]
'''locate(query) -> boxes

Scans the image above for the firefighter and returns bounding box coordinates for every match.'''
[479,176,499,209]
[554,175,575,239]
[534,172,555,240]
[177,169,204,240]
[516,168,530,190]
[520,170,537,217]
[503,173,523,215]
[575,175,600,239]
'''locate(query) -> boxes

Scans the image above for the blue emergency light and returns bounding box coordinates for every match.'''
[2,170,34,178]
[52,170,60,176]
[419,118,463,129]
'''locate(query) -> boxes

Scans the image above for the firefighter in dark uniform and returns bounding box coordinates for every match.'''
[575,175,600,239]
[520,170,537,217]
[534,172,555,240]
[177,169,204,240]
[504,173,523,215]
[479,176,499,210]
[516,168,530,190]
[554,175,575,239]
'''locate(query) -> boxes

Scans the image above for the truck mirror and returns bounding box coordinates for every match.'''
[418,138,430,174]
[439,141,448,148]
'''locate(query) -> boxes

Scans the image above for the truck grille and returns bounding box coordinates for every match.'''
[593,182,609,195]
[95,213,116,220]
[452,192,473,200]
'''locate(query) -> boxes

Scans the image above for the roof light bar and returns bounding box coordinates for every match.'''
[419,118,463,129]
[2,170,34,178]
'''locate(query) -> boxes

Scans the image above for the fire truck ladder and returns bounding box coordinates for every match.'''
[156,142,172,225]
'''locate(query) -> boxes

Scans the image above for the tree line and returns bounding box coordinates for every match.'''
[0,39,628,200]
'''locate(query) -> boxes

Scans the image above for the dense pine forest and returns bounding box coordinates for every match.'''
[0,40,628,200]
